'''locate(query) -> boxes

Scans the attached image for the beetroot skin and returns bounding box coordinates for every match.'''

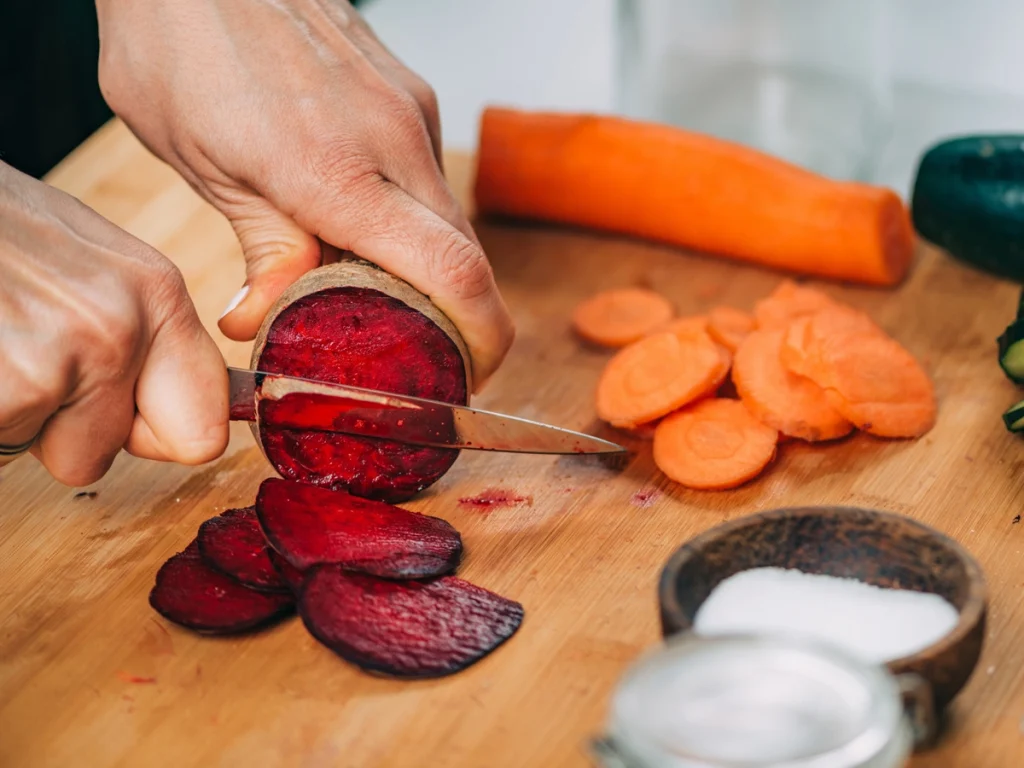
[299,567,524,678]
[256,478,462,578]
[149,541,295,634]
[256,287,468,502]
[197,507,289,593]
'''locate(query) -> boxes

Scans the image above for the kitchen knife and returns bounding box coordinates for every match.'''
[228,367,626,455]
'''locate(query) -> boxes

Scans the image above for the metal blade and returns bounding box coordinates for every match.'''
[227,367,626,455]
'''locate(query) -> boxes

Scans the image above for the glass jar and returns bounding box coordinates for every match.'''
[591,634,912,768]
[615,0,892,181]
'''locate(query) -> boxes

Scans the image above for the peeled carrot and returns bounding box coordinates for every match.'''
[596,330,730,428]
[753,280,837,329]
[572,287,674,347]
[653,399,779,490]
[732,329,853,442]
[707,306,755,352]
[475,107,916,287]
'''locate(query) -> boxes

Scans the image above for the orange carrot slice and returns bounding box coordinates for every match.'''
[733,329,853,442]
[572,288,674,347]
[799,332,937,438]
[780,306,883,379]
[654,314,709,339]
[596,330,730,428]
[707,306,756,352]
[753,280,838,328]
[653,399,779,490]
[475,108,916,287]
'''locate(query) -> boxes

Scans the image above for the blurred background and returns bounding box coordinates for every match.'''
[5,0,1024,194]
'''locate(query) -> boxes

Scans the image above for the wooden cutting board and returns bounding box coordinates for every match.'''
[1,120,1022,767]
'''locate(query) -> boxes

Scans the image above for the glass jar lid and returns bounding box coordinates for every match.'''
[598,633,911,768]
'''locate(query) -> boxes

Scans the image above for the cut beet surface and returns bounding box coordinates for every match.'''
[256,478,462,579]
[149,541,295,634]
[267,549,306,595]
[256,286,468,502]
[299,566,524,678]
[197,507,289,593]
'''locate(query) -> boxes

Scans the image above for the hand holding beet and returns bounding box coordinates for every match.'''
[95,0,514,386]
[0,161,228,484]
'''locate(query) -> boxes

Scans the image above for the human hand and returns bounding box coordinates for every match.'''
[96,0,514,387]
[0,162,228,485]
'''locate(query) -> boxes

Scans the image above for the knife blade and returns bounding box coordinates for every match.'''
[228,367,626,455]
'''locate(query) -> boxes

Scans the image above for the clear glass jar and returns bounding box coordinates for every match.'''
[591,634,912,768]
[615,0,892,181]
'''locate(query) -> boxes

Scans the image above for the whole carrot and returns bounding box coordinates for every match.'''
[474,107,915,287]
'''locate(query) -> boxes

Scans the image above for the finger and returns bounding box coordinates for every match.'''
[0,334,70,449]
[301,180,514,387]
[126,301,229,464]
[34,382,136,486]
[217,196,322,341]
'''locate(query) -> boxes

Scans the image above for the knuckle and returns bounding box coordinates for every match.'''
[407,77,440,120]
[430,232,494,303]
[46,457,110,489]
[379,87,431,147]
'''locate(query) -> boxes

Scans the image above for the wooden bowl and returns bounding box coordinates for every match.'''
[658,507,986,732]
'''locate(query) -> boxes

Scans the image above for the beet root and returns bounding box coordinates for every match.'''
[149,541,295,634]
[253,266,470,503]
[197,507,289,593]
[299,567,524,678]
[256,478,462,578]
[267,549,306,595]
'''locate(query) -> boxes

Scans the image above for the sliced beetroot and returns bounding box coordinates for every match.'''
[256,477,462,578]
[267,549,306,594]
[196,507,289,593]
[299,567,524,678]
[149,540,295,634]
[255,285,468,502]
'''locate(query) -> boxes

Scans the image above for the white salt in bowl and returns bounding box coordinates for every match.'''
[657,506,987,750]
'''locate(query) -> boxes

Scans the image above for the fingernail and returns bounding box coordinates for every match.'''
[219,284,250,320]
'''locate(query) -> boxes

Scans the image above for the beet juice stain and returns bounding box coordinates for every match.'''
[458,489,533,512]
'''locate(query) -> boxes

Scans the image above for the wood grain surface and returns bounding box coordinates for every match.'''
[1,120,1022,767]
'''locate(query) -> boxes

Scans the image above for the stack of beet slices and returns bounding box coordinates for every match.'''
[150,478,524,678]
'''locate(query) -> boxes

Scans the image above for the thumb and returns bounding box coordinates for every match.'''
[217,198,322,341]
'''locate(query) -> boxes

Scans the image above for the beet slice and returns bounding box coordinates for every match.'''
[252,262,471,502]
[267,549,306,595]
[149,541,294,634]
[299,567,524,678]
[256,477,462,578]
[196,507,289,593]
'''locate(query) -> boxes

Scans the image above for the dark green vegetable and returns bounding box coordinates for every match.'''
[1003,399,1024,432]
[998,318,1024,384]
[911,135,1024,282]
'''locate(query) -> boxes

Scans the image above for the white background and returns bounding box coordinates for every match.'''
[362,0,1024,192]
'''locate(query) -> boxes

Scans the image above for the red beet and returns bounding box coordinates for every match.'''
[267,549,306,594]
[196,507,288,593]
[299,567,524,678]
[254,276,469,502]
[149,541,294,634]
[256,478,462,578]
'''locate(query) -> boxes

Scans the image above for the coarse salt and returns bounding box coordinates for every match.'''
[694,567,959,663]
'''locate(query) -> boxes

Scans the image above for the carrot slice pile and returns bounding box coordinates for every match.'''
[733,329,852,442]
[572,288,674,347]
[653,399,779,490]
[707,306,756,352]
[596,330,730,428]
[584,279,937,490]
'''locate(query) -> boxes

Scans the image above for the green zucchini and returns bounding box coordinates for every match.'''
[998,318,1024,383]
[1004,399,1024,432]
[911,135,1024,282]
